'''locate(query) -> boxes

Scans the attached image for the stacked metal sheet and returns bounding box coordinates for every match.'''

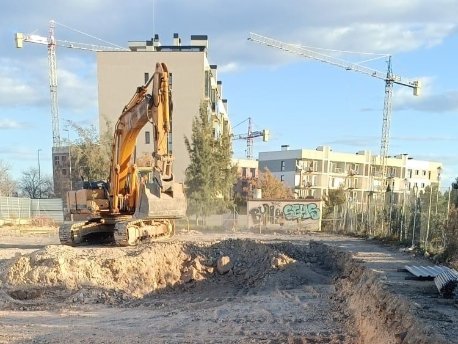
[404,265,458,298]
[434,269,458,299]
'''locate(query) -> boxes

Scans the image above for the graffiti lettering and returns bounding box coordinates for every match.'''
[283,203,320,221]
[249,202,283,225]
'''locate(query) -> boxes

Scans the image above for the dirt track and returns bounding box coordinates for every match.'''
[0,228,457,343]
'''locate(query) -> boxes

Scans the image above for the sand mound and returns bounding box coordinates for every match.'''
[1,239,327,306]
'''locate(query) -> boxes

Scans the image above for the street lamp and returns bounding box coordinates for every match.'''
[386,176,394,235]
[412,184,419,248]
[63,129,72,189]
[400,178,409,241]
[435,166,442,215]
[37,148,42,198]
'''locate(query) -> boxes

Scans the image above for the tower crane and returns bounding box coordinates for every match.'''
[248,32,421,187]
[232,117,269,159]
[15,19,128,147]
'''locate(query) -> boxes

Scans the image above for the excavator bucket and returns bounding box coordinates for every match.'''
[134,181,187,219]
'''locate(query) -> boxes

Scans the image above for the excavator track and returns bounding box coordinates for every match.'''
[59,221,102,246]
[114,218,174,246]
[60,217,175,247]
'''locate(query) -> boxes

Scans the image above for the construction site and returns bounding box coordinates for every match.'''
[0,227,457,343]
[1,9,458,344]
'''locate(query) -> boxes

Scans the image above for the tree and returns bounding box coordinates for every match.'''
[67,120,113,182]
[184,101,235,220]
[452,177,458,208]
[214,121,236,203]
[19,168,53,199]
[255,167,293,199]
[0,160,16,196]
[324,186,346,208]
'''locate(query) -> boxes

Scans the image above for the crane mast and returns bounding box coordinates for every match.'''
[248,33,420,187]
[381,57,394,182]
[48,20,60,146]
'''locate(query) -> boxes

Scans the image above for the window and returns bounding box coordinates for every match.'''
[62,168,67,176]
[250,168,256,178]
[415,170,419,175]
[280,175,285,181]
[204,71,210,97]
[422,170,427,176]
[281,160,286,171]
[145,131,151,144]
[144,72,149,84]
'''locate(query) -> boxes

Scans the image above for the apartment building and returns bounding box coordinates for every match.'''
[96,33,230,183]
[258,145,442,202]
[232,158,259,201]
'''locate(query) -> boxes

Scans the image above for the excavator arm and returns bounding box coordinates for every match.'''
[109,62,172,214]
[60,62,185,246]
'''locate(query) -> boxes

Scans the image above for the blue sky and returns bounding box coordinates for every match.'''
[1,0,458,187]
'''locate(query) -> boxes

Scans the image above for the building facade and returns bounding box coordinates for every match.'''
[258,145,442,203]
[232,158,259,202]
[96,34,230,183]
[52,146,71,199]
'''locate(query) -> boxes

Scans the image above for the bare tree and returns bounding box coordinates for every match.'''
[0,160,16,196]
[19,168,53,199]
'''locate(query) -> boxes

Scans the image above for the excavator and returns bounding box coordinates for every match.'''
[59,62,187,246]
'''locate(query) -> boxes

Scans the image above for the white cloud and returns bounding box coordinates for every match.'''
[219,62,240,74]
[393,77,458,113]
[0,59,45,106]
[0,119,26,129]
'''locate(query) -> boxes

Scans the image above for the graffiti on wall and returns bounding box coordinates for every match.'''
[283,203,320,221]
[248,200,321,228]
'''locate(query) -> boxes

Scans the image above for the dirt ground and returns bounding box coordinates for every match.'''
[0,226,457,344]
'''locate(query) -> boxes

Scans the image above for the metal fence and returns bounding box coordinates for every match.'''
[322,186,457,253]
[0,196,64,224]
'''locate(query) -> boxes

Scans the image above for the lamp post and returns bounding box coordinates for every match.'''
[63,129,72,190]
[435,167,441,215]
[37,148,42,198]
[400,178,408,241]
[386,176,394,235]
[412,184,419,248]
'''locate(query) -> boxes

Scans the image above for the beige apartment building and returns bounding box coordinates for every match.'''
[96,34,230,183]
[258,145,442,203]
[232,158,260,201]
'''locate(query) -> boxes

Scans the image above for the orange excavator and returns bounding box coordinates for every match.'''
[59,62,186,246]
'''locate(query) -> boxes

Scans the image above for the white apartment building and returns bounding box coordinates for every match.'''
[258,145,442,202]
[96,34,230,183]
